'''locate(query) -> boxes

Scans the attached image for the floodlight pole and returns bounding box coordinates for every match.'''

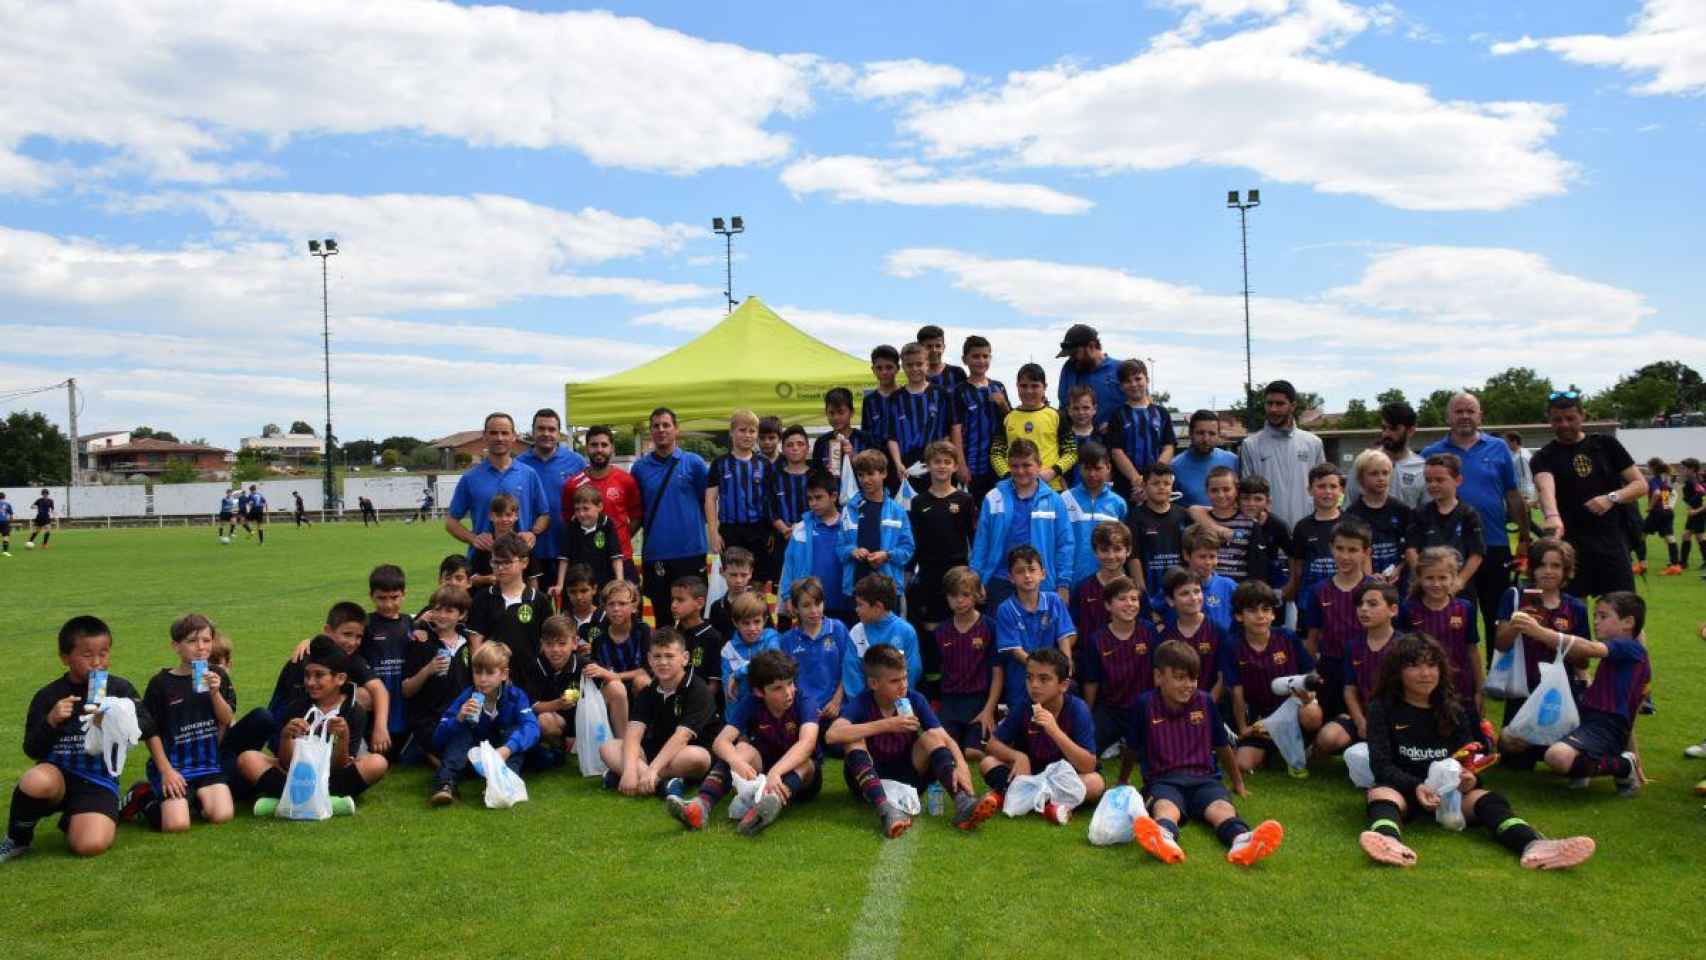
[712,216,745,314]
[1227,190,1261,430]
[309,239,339,514]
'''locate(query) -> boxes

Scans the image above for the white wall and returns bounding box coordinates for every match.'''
[2,486,68,517]
[345,476,429,511]
[151,482,233,517]
[255,479,324,512]
[64,485,148,517]
[434,474,464,511]
[1618,427,1706,467]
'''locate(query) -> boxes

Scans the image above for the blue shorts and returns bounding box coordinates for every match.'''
[844,753,926,792]
[1142,774,1230,822]
[937,694,989,752]
[1092,701,1133,754]
[1561,711,1630,760]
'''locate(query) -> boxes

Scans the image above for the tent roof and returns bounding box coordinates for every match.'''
[566,297,876,429]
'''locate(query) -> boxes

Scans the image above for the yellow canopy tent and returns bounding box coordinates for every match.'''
[566,297,876,431]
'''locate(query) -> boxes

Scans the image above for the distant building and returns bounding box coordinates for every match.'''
[77,431,132,475]
[92,439,230,479]
[430,430,528,469]
[241,433,324,468]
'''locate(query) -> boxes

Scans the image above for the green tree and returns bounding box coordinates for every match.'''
[407,444,439,469]
[381,448,401,468]
[1628,361,1703,410]
[290,420,316,435]
[1339,398,1377,429]
[1229,382,1322,429]
[1375,388,1407,408]
[231,449,267,483]
[1417,389,1455,427]
[131,426,179,442]
[0,411,71,485]
[1476,367,1554,425]
[1591,376,1674,423]
[157,459,200,484]
[342,439,378,465]
[261,423,282,437]
[379,435,425,454]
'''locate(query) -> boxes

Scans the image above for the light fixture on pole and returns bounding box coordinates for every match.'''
[711,216,744,314]
[308,237,339,513]
[1226,189,1260,429]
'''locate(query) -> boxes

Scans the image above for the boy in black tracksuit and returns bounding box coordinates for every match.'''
[517,615,584,769]
[401,586,474,766]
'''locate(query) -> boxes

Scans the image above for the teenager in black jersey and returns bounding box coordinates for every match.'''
[1359,633,1593,870]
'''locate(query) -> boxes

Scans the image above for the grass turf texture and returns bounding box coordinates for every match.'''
[2,521,1704,960]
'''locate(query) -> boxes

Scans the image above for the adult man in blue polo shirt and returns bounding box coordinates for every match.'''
[1055,324,1125,427]
[514,407,587,576]
[1170,410,1239,509]
[446,412,550,565]
[631,407,711,629]
[1421,392,1530,640]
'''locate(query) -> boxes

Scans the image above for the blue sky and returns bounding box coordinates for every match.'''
[2,0,1701,446]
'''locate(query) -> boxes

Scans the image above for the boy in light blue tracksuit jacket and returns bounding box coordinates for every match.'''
[780,471,855,624]
[841,573,922,698]
[836,450,915,600]
[968,439,1075,609]
[1064,442,1128,589]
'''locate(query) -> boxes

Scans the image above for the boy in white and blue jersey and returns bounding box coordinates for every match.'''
[951,335,1009,504]
[994,546,1078,711]
[5,616,156,862]
[777,578,850,728]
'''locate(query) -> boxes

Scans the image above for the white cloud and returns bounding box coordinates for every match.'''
[779,155,1093,214]
[854,59,967,99]
[1490,0,1706,96]
[900,1,1572,211]
[0,0,820,192]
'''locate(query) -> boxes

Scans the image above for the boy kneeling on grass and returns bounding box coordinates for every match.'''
[240,636,388,817]
[1359,634,1594,869]
[429,641,539,806]
[1127,640,1283,867]
[599,629,718,800]
[669,649,821,836]
[827,645,980,838]
[966,647,1104,828]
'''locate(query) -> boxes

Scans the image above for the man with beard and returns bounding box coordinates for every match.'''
[565,425,642,581]
[1169,410,1239,509]
[446,412,550,569]
[1532,391,1645,599]
[1237,380,1325,531]
[516,408,588,581]
[1422,392,1528,638]
[1055,324,1125,428]
[1345,401,1427,510]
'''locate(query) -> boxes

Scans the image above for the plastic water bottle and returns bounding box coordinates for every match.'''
[466,691,486,724]
[926,782,945,816]
[893,696,914,718]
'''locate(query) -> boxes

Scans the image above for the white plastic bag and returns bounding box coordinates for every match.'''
[839,461,858,506]
[1345,741,1375,789]
[473,741,529,808]
[277,707,334,821]
[705,555,728,615]
[727,768,766,820]
[574,675,612,777]
[1424,758,1465,831]
[1484,591,1531,700]
[1255,697,1308,773]
[1088,784,1142,846]
[1503,638,1578,746]
[880,779,921,815]
[82,697,142,778]
[1002,759,1087,817]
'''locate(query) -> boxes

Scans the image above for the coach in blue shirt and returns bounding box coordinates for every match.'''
[1170,410,1239,509]
[447,412,550,561]
[515,407,587,573]
[1421,392,1530,640]
[631,407,710,629]
[1056,324,1125,428]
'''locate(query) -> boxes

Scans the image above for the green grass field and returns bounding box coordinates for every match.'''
[2,520,1704,960]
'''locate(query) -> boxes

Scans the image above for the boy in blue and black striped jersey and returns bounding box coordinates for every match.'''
[862,346,904,490]
[1105,359,1177,498]
[133,613,236,832]
[886,342,953,492]
[917,324,967,391]
[5,616,156,862]
[770,425,815,606]
[813,387,871,482]
[951,335,1009,504]
[361,563,411,758]
[709,409,782,587]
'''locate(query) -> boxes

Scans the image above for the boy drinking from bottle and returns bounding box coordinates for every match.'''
[429,642,539,806]
[131,613,236,832]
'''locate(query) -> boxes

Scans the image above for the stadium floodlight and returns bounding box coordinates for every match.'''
[324,238,338,253]
[1226,190,1239,206]
[1226,190,1262,430]
[308,237,341,514]
[308,239,322,253]
[712,217,725,231]
[730,216,743,231]
[711,215,746,314]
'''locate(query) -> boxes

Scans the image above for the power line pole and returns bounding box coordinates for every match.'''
[65,378,77,519]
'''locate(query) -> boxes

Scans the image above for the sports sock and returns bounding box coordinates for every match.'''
[258,530,264,544]
[780,771,804,796]
[254,767,287,798]
[143,796,164,831]
[928,746,957,792]
[1365,799,1403,839]
[1215,816,1251,849]
[41,532,49,545]
[1668,542,1679,565]
[7,786,60,845]
[1632,538,1646,562]
[844,749,889,808]
[1683,541,1693,566]
[697,761,730,806]
[1567,753,1630,779]
[1156,817,1180,840]
[1472,791,1541,854]
[983,764,1012,795]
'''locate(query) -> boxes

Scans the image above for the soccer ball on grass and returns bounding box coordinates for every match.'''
[219,536,232,545]
[25,541,35,550]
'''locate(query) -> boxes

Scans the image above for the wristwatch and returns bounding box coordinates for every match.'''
[1606,490,1621,504]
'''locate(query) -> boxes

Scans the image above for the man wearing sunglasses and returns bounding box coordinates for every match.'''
[1531,391,1646,598]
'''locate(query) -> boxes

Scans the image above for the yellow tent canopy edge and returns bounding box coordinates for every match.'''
[565,296,879,431]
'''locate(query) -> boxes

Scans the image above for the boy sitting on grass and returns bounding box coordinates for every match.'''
[599,629,718,799]
[967,648,1103,828]
[241,636,387,817]
[429,642,539,806]
[1128,640,1284,867]
[275,601,390,752]
[1225,581,1322,774]
[1083,576,1154,785]
[1314,582,1399,757]
[827,645,980,837]
[669,649,823,836]
[133,613,235,833]
[401,585,473,768]
[1533,591,1650,796]
[582,579,653,739]
[843,574,922,699]
[3,616,155,862]
[517,615,583,770]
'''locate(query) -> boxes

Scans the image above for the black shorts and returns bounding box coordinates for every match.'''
[34,518,51,529]
[1567,546,1635,599]
[58,774,120,829]
[217,511,232,522]
[249,512,266,525]
[1142,774,1230,822]
[1687,512,1706,534]
[937,694,990,752]
[719,522,777,581]
[0,521,9,537]
[781,762,825,804]
[1561,711,1630,760]
[148,770,228,798]
[1642,509,1674,535]
[1315,656,1347,719]
[1326,714,1362,744]
[1092,701,1133,754]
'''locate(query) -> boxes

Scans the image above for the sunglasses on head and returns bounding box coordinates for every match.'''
[1548,390,1580,401]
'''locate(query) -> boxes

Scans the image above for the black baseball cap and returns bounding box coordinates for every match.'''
[1056,323,1098,357]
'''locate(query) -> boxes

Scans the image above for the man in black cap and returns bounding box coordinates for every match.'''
[1055,323,1125,428]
